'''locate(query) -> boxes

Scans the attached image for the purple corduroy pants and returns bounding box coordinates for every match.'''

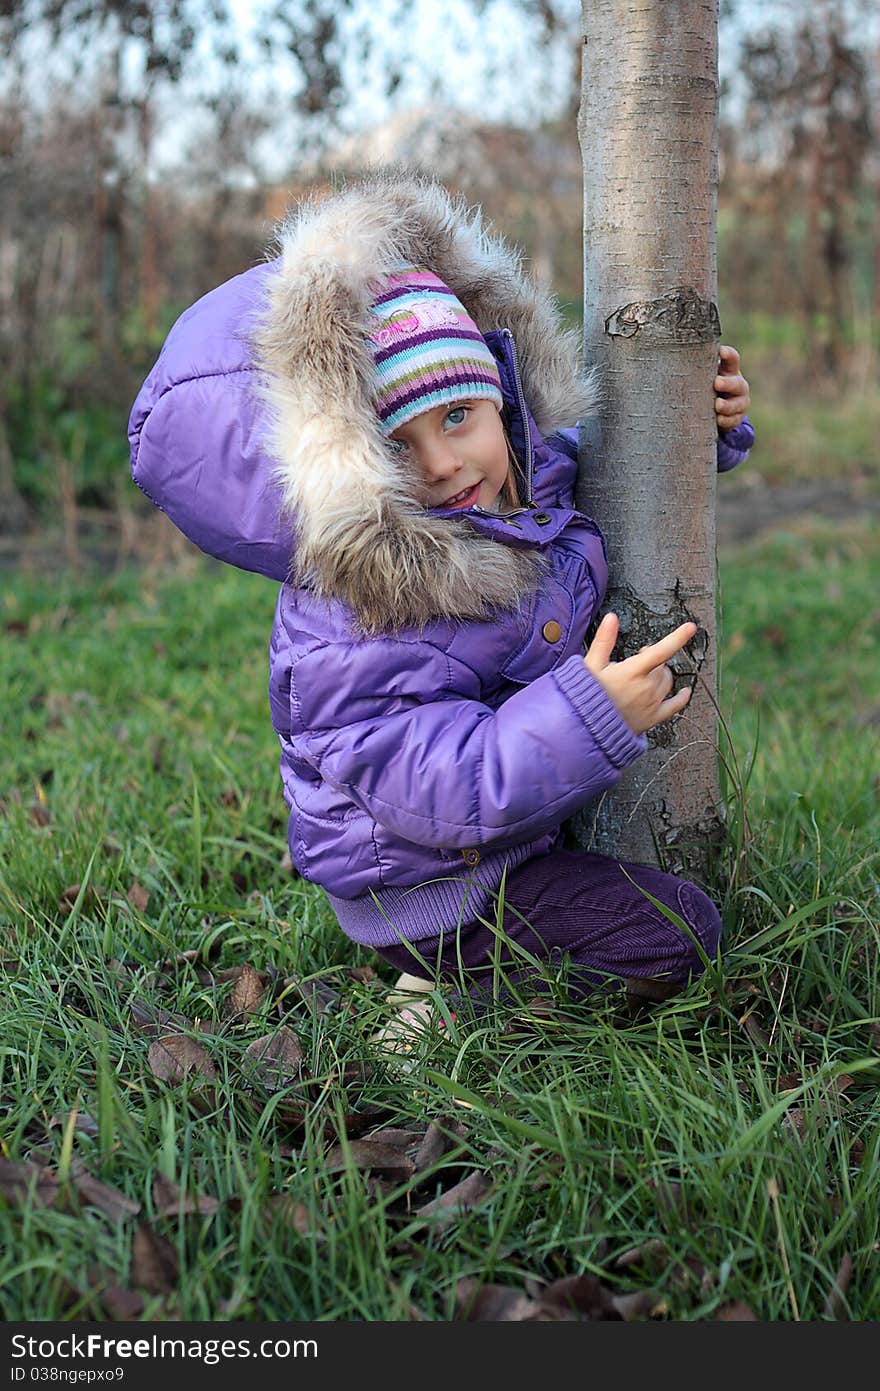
[375,849,722,1011]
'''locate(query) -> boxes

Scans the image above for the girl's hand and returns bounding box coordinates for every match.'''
[584,613,697,735]
[715,345,750,432]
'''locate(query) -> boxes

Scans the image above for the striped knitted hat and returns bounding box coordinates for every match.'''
[368,267,503,435]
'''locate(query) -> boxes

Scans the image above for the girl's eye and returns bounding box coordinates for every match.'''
[444,407,467,428]
[388,438,410,456]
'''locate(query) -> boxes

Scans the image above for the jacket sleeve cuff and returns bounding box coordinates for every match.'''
[716,414,755,473]
[552,656,648,768]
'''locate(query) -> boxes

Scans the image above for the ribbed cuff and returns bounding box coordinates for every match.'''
[717,416,754,472]
[552,655,647,768]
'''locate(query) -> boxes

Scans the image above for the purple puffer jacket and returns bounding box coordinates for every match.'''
[129,173,752,948]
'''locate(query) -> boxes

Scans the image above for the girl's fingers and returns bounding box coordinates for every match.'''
[717,408,746,427]
[584,612,619,670]
[657,664,674,696]
[656,684,692,722]
[630,622,697,673]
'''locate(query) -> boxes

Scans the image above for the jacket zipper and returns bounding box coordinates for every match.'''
[502,327,534,503]
[471,327,534,517]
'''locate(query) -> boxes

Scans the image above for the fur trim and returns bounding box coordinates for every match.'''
[251,166,595,634]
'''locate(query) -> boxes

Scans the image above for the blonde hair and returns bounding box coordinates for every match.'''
[498,425,524,510]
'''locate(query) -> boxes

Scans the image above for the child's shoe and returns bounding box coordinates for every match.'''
[384,971,435,1006]
[372,973,437,1071]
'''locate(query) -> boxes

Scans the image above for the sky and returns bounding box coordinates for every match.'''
[179,0,582,177]
[250,1,877,185]
[7,0,874,182]
[153,0,749,178]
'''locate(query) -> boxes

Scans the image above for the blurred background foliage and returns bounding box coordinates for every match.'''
[0,0,877,558]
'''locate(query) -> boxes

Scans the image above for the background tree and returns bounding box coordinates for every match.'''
[737,2,874,381]
[1,0,875,546]
[572,0,724,878]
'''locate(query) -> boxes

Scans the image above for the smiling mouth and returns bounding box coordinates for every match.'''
[443,483,480,508]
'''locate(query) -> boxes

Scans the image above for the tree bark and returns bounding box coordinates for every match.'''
[572,0,723,879]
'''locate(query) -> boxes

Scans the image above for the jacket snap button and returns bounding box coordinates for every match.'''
[462,848,481,867]
[532,512,551,525]
[542,620,562,643]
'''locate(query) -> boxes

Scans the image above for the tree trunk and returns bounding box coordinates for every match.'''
[0,409,29,535]
[571,0,723,880]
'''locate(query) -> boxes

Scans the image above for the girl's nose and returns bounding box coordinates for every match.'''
[420,440,462,483]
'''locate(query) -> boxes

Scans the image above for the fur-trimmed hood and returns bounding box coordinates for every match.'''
[251,167,597,633]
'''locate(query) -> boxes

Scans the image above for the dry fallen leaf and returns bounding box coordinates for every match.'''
[761,624,787,651]
[242,1028,304,1090]
[623,977,680,1004]
[0,1157,61,1208]
[456,1270,658,1324]
[264,1195,318,1236]
[148,1033,217,1085]
[610,1289,665,1320]
[669,1256,715,1293]
[129,998,190,1039]
[48,1111,99,1138]
[647,1178,686,1224]
[347,965,377,983]
[336,1103,396,1140]
[279,973,340,1017]
[58,883,96,918]
[86,1266,145,1321]
[412,1116,468,1176]
[363,1127,425,1150]
[455,1277,538,1322]
[823,1253,853,1319]
[782,1107,808,1141]
[131,1222,179,1295]
[127,881,150,914]
[529,1154,566,1193]
[324,1136,416,1181]
[264,1100,310,1133]
[613,1238,667,1271]
[334,1059,373,1089]
[536,1274,618,1320]
[715,1300,759,1321]
[776,1071,802,1093]
[70,1162,141,1223]
[739,1011,770,1048]
[225,963,267,1020]
[101,1286,146,1319]
[415,1170,490,1223]
[214,965,248,982]
[152,1173,219,1218]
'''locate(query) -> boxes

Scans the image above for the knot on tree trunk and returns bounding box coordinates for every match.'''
[605,288,720,344]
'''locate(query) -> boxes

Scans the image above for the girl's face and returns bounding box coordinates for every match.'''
[388,399,511,511]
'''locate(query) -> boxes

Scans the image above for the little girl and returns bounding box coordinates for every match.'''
[129,170,753,1021]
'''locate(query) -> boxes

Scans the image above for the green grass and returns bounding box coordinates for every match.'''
[733,372,880,490]
[718,310,880,490]
[1,519,878,1321]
